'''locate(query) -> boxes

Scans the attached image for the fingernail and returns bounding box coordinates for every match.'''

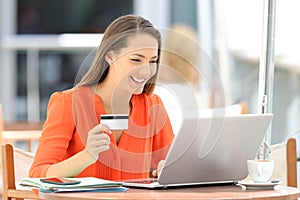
[104,130,112,134]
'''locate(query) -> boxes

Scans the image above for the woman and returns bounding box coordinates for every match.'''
[29,15,174,181]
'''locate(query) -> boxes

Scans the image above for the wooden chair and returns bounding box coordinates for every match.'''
[238,101,248,114]
[0,103,42,152]
[270,137,297,187]
[0,104,4,148]
[286,138,298,187]
[1,143,40,200]
[224,101,248,115]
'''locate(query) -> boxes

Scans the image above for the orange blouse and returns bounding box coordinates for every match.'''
[29,86,174,181]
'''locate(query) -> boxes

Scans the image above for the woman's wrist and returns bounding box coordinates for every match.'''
[46,149,97,178]
[82,148,98,164]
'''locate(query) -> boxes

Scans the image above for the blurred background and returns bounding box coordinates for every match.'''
[1,0,300,147]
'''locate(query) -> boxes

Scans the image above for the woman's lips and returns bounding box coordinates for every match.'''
[130,76,146,84]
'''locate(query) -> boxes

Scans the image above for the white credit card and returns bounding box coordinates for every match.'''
[100,114,129,130]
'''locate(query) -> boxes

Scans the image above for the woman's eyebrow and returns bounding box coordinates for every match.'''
[132,53,145,58]
[132,53,158,59]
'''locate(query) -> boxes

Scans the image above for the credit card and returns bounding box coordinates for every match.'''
[100,114,129,130]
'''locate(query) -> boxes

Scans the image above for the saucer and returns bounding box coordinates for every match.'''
[237,180,281,190]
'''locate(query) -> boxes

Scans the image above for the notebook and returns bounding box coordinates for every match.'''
[123,113,273,189]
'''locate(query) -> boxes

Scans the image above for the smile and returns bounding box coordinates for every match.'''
[130,76,146,84]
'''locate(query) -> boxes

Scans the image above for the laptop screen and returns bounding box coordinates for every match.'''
[158,113,273,185]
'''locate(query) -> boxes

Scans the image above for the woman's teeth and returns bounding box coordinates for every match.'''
[131,76,146,84]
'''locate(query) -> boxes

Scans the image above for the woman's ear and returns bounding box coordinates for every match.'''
[105,51,115,65]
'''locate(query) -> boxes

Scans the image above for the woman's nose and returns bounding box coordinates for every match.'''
[139,62,157,77]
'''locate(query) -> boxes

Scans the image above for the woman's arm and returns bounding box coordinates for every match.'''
[46,148,95,177]
[149,94,174,173]
[46,124,111,177]
[30,90,111,178]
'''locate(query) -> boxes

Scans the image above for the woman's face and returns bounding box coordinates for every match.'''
[106,33,159,95]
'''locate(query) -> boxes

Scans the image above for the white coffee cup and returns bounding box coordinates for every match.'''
[247,159,274,183]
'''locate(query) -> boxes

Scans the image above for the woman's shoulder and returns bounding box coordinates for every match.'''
[49,86,93,105]
[50,86,91,98]
[49,88,74,100]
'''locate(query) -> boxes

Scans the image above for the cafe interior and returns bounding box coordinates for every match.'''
[1,0,300,199]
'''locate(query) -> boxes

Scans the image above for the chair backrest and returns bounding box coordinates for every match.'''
[286,138,297,187]
[222,101,248,115]
[0,102,42,152]
[1,144,39,200]
[270,138,297,187]
[0,103,4,147]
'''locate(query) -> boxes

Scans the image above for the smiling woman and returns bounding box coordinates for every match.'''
[101,33,159,101]
[29,14,174,181]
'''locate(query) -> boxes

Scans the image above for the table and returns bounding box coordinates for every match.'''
[38,185,300,200]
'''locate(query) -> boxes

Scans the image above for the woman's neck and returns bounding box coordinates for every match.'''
[95,82,132,115]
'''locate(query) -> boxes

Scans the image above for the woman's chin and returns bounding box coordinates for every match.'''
[133,87,144,95]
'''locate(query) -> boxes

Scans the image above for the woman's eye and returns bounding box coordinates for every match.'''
[130,58,141,62]
[150,60,158,64]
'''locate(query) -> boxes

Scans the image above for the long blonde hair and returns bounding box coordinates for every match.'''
[76,15,162,94]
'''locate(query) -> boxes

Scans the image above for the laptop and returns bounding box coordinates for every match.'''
[123,113,273,189]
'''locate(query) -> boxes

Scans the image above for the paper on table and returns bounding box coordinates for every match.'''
[39,187,128,193]
[20,177,125,192]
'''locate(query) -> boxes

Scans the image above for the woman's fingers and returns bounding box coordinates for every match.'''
[86,124,112,158]
[90,131,110,142]
[89,134,110,148]
[89,124,112,135]
[152,169,158,177]
[152,160,165,177]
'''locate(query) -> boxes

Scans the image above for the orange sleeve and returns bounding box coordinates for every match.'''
[149,94,174,169]
[29,90,76,177]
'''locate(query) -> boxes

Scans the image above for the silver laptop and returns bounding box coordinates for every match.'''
[123,113,273,189]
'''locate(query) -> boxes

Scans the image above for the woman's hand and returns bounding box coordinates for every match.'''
[152,160,165,177]
[85,124,112,159]
[46,124,112,178]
